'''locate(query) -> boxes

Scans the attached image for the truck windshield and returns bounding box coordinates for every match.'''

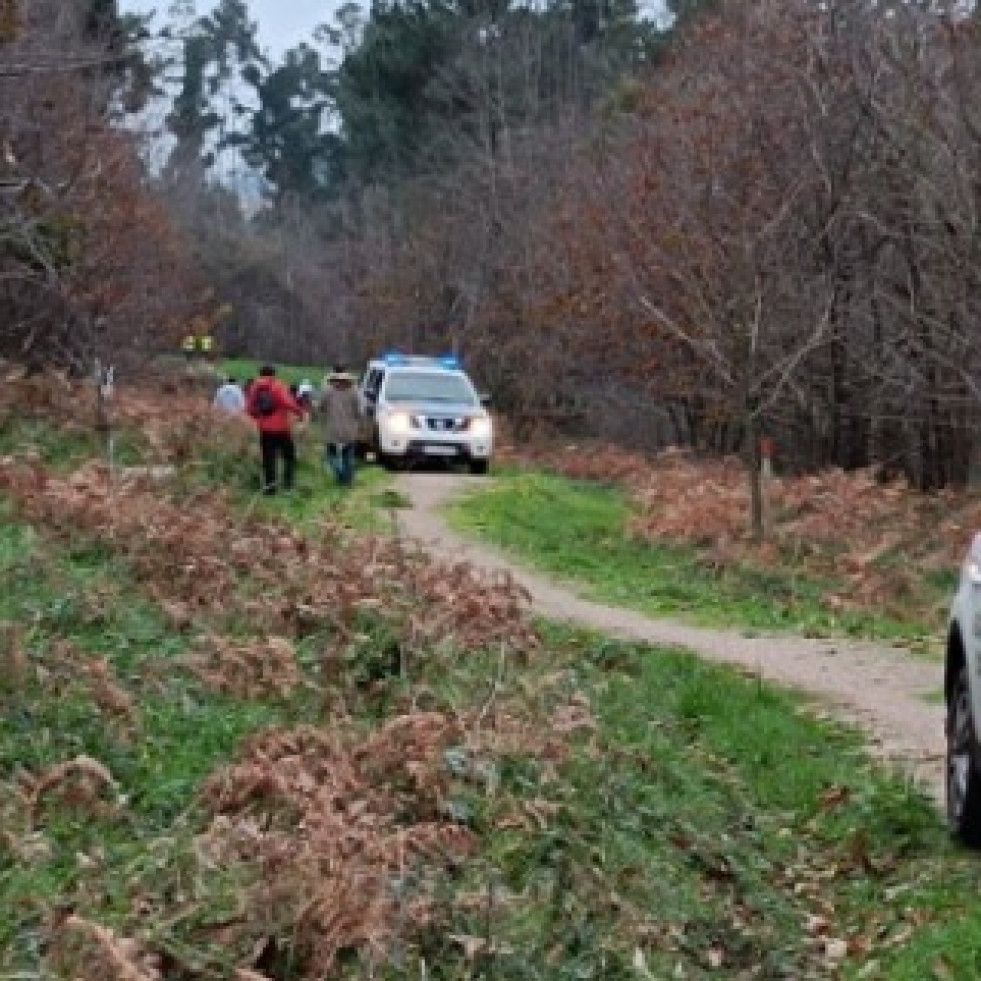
[385,371,476,405]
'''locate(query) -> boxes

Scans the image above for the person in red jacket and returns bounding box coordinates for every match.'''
[246,365,304,495]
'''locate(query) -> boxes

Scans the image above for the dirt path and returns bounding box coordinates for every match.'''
[395,471,946,803]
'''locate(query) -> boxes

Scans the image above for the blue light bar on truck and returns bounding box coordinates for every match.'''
[439,354,462,369]
[382,351,408,365]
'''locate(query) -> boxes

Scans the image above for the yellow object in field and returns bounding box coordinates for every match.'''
[0,0,20,44]
[181,334,196,354]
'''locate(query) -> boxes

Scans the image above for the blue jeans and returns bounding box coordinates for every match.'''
[325,442,355,486]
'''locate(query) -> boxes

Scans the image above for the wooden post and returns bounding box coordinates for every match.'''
[94,361,116,520]
[760,437,775,540]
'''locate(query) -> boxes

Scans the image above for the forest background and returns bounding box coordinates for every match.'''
[5,0,981,518]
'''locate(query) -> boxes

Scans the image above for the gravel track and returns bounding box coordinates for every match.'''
[395,471,946,804]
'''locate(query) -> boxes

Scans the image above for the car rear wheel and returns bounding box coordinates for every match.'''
[947,664,981,845]
[469,459,489,476]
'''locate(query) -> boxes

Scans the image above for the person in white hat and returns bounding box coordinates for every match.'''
[320,365,361,486]
[296,379,314,412]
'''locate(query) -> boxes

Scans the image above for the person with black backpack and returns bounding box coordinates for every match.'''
[246,365,304,495]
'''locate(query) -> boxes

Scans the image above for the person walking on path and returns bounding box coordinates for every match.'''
[297,380,315,413]
[320,365,361,487]
[246,365,304,495]
[213,376,246,414]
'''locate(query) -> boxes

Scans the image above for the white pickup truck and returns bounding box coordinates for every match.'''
[946,533,981,842]
[358,353,493,474]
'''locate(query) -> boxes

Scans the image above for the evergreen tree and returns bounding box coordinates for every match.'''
[331,0,661,185]
[232,44,343,200]
[333,0,459,182]
[164,0,263,177]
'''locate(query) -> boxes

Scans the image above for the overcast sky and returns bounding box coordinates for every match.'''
[119,1,336,59]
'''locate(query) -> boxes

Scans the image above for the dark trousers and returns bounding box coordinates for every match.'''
[325,442,355,486]
[260,431,296,494]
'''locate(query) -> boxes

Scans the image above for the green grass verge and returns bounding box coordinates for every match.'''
[193,423,395,533]
[4,418,979,979]
[468,627,962,979]
[220,357,337,388]
[449,469,932,643]
[0,505,322,965]
[6,494,978,979]
[0,413,146,472]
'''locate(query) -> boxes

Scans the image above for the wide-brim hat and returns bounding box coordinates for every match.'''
[327,368,355,383]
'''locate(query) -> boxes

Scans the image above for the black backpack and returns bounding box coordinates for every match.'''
[254,386,278,417]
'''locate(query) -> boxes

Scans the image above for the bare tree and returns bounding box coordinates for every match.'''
[0,0,196,371]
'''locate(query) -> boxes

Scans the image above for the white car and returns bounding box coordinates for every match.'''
[359,353,493,474]
[946,532,981,843]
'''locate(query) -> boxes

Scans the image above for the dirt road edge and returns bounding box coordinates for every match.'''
[395,471,945,804]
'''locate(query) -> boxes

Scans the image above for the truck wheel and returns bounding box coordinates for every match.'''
[947,664,981,845]
[469,459,489,476]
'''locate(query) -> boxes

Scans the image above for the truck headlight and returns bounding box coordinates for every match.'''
[386,411,413,436]
[469,416,492,439]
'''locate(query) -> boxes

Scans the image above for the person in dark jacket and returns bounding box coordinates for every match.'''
[246,365,304,495]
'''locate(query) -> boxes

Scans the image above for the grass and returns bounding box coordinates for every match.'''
[5,394,981,979]
[605,629,978,979]
[194,422,396,533]
[411,621,981,980]
[449,469,935,643]
[0,507,319,964]
[553,639,894,974]
[6,505,977,979]
[0,413,146,472]
[220,357,338,389]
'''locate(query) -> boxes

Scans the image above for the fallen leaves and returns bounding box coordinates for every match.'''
[819,784,852,814]
[550,692,598,734]
[26,755,120,817]
[0,381,573,979]
[197,713,477,975]
[0,623,30,694]
[3,380,938,980]
[76,656,140,725]
[187,635,302,699]
[0,455,539,700]
[46,915,162,981]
